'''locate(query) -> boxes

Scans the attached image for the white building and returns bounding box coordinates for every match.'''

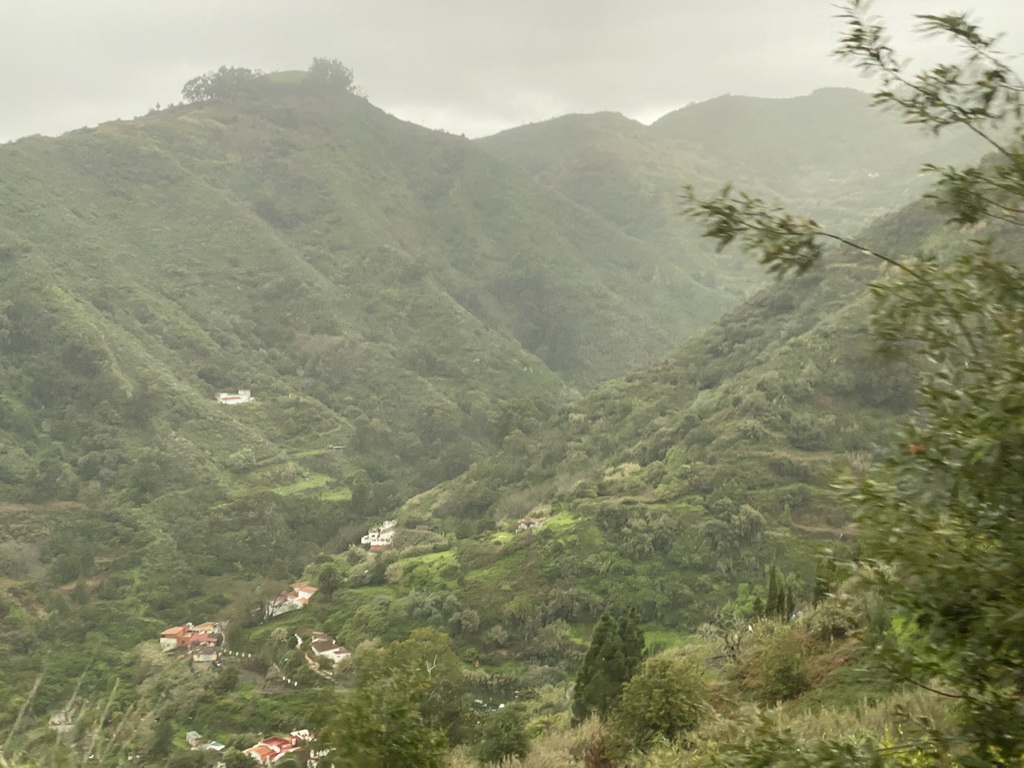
[265,581,318,618]
[361,519,398,551]
[215,389,252,405]
[299,631,352,664]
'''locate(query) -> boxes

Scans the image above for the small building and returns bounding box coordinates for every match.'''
[188,631,219,648]
[516,516,549,532]
[361,519,398,551]
[185,732,204,748]
[159,621,223,656]
[159,624,193,652]
[216,389,252,405]
[266,581,319,618]
[48,710,76,738]
[190,645,222,664]
[307,631,351,664]
[243,730,315,765]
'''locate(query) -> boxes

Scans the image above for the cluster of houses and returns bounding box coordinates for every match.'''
[360,519,397,551]
[159,621,224,663]
[265,581,318,618]
[186,729,328,764]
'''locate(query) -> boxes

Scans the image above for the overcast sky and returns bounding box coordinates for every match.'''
[3,1,1024,143]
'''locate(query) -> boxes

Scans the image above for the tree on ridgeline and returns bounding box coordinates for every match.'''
[181,66,265,103]
[307,57,356,92]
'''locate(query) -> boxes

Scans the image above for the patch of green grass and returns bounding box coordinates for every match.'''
[466,548,528,583]
[241,608,318,648]
[643,629,698,650]
[399,549,457,567]
[273,473,332,496]
[320,486,352,501]
[540,510,575,532]
[267,70,308,84]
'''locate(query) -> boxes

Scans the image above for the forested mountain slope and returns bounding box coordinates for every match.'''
[0,70,1001,765]
[477,88,986,277]
[367,199,982,637]
[0,76,729,514]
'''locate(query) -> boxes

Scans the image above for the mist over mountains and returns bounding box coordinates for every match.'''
[0,68,997,766]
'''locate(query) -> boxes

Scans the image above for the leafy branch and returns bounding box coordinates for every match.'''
[680,184,981,356]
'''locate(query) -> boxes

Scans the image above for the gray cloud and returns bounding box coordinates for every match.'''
[3,1,1024,142]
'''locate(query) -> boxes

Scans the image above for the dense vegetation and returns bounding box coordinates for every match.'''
[1,6,1020,765]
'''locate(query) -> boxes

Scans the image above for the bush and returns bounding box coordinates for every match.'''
[739,622,810,704]
[606,652,710,756]
[475,705,530,765]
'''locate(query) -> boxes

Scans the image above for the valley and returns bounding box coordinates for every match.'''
[0,42,1016,767]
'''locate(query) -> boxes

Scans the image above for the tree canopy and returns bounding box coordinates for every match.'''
[684,1,1024,763]
[308,57,356,91]
[181,66,266,103]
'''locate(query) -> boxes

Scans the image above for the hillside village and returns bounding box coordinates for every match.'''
[159,622,225,664]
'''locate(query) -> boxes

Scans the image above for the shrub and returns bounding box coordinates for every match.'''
[738,622,810,704]
[606,652,710,756]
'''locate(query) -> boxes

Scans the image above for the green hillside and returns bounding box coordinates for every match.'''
[478,88,987,281]
[0,72,763,759]
[0,58,1010,768]
[343,201,950,632]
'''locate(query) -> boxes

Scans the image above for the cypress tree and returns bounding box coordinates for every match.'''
[573,610,646,723]
[784,585,795,621]
[618,607,645,679]
[766,565,779,619]
[593,627,627,719]
[813,558,834,606]
[572,613,616,723]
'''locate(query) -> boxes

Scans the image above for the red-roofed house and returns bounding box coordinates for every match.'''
[159,624,192,652]
[188,632,218,648]
[243,730,317,764]
[244,743,278,763]
[266,582,319,618]
[516,516,549,532]
[159,622,223,659]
